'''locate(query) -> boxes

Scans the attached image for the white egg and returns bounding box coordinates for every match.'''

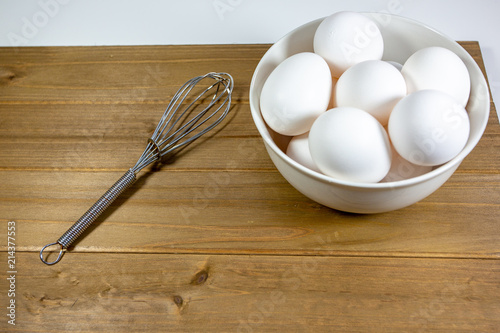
[286,132,322,173]
[388,89,470,166]
[260,52,332,136]
[380,144,432,182]
[335,60,407,126]
[314,11,384,78]
[309,107,392,183]
[401,46,471,106]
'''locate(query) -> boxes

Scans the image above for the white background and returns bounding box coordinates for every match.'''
[0,0,499,113]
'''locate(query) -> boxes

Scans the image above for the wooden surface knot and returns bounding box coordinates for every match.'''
[0,66,19,85]
[191,269,209,285]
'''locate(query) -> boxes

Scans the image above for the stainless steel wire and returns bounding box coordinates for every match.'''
[40,72,234,265]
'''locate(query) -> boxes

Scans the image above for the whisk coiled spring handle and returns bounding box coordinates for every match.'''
[40,169,137,265]
[40,72,233,265]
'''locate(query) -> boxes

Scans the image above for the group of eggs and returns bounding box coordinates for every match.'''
[260,11,471,183]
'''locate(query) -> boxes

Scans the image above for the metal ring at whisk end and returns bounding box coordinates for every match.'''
[40,242,65,265]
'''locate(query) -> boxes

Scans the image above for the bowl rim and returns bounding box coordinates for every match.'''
[249,12,490,190]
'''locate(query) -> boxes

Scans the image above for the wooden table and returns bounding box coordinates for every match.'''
[0,42,499,332]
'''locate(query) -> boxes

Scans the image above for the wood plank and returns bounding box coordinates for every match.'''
[0,44,267,102]
[1,172,498,258]
[0,253,498,332]
[0,102,258,139]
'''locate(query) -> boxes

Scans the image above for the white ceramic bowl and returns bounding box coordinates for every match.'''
[249,13,490,214]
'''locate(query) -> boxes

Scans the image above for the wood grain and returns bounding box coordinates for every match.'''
[0,253,498,333]
[0,42,499,332]
[2,171,500,258]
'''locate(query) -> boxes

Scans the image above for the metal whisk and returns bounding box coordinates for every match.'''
[40,72,234,265]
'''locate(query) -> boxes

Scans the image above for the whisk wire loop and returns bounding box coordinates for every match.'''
[154,73,232,158]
